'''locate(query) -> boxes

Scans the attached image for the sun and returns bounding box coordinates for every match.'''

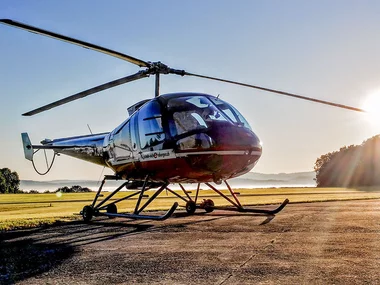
[363,92,380,123]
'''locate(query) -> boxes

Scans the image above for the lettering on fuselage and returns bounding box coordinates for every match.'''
[140,150,175,161]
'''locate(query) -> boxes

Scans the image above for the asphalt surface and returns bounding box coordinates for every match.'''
[1,199,380,284]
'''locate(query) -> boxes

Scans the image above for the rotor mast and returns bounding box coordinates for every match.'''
[155,73,160,97]
[148,61,185,98]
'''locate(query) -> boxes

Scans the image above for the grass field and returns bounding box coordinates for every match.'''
[1,186,380,231]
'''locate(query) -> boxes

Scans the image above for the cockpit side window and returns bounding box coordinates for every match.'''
[138,101,165,149]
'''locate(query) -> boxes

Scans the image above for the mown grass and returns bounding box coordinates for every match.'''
[1,186,380,231]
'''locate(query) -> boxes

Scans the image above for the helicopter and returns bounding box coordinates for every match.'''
[1,19,366,222]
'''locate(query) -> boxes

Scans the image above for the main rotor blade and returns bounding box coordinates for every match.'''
[185,72,366,113]
[0,19,150,68]
[23,71,150,116]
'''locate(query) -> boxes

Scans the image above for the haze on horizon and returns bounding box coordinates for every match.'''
[1,1,380,181]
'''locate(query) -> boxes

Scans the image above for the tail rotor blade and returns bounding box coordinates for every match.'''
[185,72,366,113]
[23,71,150,116]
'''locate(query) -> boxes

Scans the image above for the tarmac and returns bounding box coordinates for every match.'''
[1,199,380,284]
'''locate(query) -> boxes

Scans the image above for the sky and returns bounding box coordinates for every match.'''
[1,0,380,181]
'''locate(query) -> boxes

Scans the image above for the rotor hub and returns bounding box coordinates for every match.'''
[147,61,185,76]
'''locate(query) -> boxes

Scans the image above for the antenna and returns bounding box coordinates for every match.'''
[87,124,93,134]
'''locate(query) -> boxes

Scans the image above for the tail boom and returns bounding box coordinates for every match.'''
[21,132,109,166]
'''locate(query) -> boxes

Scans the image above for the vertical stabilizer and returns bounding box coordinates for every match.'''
[21,133,33,161]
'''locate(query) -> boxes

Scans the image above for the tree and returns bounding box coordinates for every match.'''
[0,168,20,193]
[314,135,380,187]
[0,174,7,194]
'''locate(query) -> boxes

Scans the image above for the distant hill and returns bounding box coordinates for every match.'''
[20,179,125,192]
[230,171,315,188]
[20,171,315,192]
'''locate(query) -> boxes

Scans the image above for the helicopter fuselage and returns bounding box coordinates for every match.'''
[39,93,262,183]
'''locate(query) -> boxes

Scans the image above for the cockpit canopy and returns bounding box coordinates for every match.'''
[136,93,253,150]
[110,93,254,152]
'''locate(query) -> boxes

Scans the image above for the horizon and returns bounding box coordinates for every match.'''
[19,170,316,181]
[19,171,316,192]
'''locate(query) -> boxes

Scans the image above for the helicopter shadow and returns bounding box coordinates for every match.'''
[0,219,153,284]
[0,236,74,285]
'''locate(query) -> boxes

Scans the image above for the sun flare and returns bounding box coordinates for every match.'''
[363,92,380,123]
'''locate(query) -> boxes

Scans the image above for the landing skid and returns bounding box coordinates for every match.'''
[97,202,178,220]
[210,199,289,215]
[80,176,289,222]
[165,181,289,216]
[80,175,178,222]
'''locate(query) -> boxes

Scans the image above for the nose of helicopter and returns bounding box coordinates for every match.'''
[214,125,262,179]
[210,124,262,180]
[178,124,262,181]
[209,123,262,153]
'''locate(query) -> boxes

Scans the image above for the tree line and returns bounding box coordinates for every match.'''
[314,135,380,187]
[55,185,92,193]
[30,186,93,193]
[0,167,92,194]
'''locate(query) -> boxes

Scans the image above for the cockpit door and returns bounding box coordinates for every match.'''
[130,114,139,152]
[136,100,165,151]
[107,118,134,163]
[113,121,133,161]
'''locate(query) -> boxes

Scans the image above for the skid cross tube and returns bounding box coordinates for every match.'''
[134,175,149,214]
[224,180,242,208]
[97,191,142,211]
[165,187,189,203]
[194,183,201,204]
[179,183,193,202]
[135,183,169,214]
[205,182,242,209]
[91,178,106,208]
[93,181,130,210]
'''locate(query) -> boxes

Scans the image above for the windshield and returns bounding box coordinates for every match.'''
[208,97,252,130]
[167,96,229,137]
